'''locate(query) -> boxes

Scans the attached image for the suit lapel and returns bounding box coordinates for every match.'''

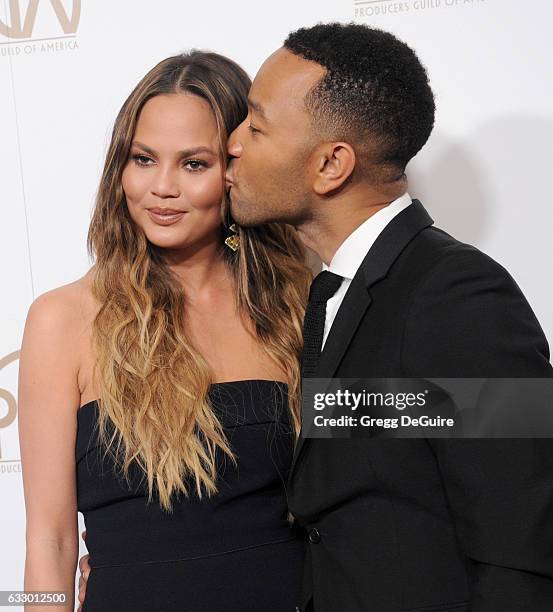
[319,199,433,380]
[289,200,434,478]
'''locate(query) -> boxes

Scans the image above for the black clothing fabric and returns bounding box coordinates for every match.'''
[301,270,343,378]
[76,380,306,611]
[289,200,553,612]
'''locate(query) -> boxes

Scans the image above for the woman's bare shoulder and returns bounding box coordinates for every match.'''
[19,269,101,417]
[25,268,100,346]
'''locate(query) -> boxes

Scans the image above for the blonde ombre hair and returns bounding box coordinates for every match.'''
[86,51,311,512]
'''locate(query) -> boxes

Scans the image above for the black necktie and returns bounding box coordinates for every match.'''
[301,270,343,379]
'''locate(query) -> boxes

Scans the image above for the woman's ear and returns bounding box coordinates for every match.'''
[312,142,356,195]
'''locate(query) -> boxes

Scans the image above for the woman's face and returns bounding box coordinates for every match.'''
[123,93,224,252]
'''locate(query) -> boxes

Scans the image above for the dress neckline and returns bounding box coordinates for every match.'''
[77,379,289,413]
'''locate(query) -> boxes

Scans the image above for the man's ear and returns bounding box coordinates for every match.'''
[312,142,356,195]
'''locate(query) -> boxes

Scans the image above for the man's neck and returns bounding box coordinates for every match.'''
[297,182,408,265]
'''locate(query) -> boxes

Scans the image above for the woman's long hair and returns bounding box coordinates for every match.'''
[87,51,311,512]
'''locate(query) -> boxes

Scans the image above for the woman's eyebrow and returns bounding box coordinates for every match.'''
[132,141,217,157]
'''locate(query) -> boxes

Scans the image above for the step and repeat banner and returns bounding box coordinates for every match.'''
[1,0,552,607]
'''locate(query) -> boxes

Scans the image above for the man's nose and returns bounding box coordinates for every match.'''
[227,121,245,158]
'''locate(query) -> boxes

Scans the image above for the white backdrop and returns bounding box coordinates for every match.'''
[1,0,552,608]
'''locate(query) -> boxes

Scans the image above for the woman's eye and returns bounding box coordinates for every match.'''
[132,154,153,166]
[184,160,206,172]
[248,124,260,135]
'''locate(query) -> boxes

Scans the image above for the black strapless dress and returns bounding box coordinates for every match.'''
[76,380,306,611]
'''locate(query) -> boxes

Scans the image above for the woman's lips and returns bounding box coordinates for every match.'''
[147,208,187,225]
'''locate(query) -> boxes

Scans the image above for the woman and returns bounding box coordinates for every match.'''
[18,51,311,611]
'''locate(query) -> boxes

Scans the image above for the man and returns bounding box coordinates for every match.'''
[78,23,553,611]
[225,22,553,611]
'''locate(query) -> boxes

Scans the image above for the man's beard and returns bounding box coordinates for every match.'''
[229,191,281,227]
[230,192,310,228]
[229,195,265,227]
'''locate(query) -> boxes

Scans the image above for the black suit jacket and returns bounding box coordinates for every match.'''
[288,200,553,612]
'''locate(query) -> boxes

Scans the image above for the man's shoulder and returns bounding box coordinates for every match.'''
[411,225,513,283]
[400,225,552,376]
[415,224,479,258]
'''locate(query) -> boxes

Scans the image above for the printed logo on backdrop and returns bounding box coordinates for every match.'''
[0,0,81,57]
[353,0,486,20]
[0,351,21,474]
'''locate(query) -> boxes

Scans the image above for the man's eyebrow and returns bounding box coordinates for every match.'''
[247,98,267,120]
[132,142,217,157]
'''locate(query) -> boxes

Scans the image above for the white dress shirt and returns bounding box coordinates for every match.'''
[321,192,413,350]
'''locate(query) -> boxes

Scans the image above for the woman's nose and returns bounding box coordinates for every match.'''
[151,167,181,198]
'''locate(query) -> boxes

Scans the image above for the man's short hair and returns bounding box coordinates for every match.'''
[284,22,435,177]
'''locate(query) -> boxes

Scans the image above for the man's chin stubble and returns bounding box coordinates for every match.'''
[230,195,308,228]
[230,199,268,227]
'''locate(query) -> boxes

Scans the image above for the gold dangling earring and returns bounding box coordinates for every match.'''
[224,223,240,251]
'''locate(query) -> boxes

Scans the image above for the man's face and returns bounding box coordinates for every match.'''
[226,48,326,227]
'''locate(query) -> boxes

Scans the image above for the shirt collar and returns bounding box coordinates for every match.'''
[322,192,412,279]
